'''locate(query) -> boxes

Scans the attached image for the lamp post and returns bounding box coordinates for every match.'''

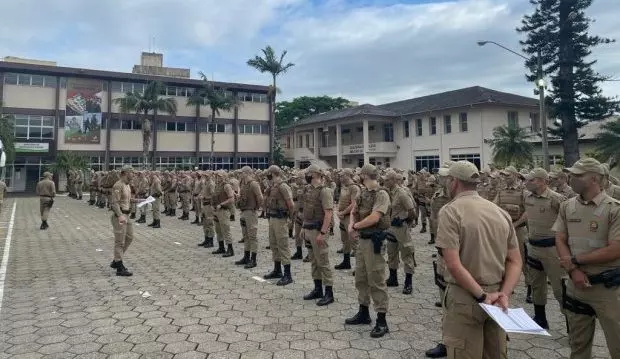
[477,41,549,171]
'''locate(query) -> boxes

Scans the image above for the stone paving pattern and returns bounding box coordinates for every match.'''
[0,197,611,358]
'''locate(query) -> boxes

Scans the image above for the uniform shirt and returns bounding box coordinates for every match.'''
[436,191,518,286]
[200,178,215,202]
[338,182,361,212]
[606,183,620,200]
[36,179,56,197]
[555,183,577,199]
[493,185,525,222]
[389,185,414,220]
[150,176,163,197]
[552,192,620,275]
[266,178,293,211]
[430,187,451,234]
[111,180,131,215]
[238,179,262,210]
[524,188,567,240]
[192,177,203,195]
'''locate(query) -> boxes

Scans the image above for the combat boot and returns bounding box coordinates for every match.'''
[334,253,351,270]
[169,209,176,217]
[370,312,389,338]
[222,244,234,257]
[191,215,199,224]
[291,247,303,260]
[88,199,95,205]
[40,221,48,230]
[317,286,334,306]
[136,215,146,223]
[403,273,413,295]
[244,253,257,269]
[198,236,209,246]
[425,343,447,358]
[78,195,82,200]
[130,212,136,219]
[428,233,435,245]
[212,241,225,254]
[276,264,293,286]
[179,212,189,220]
[115,261,133,277]
[288,227,293,238]
[386,269,399,287]
[345,305,372,325]
[203,237,214,248]
[235,251,250,265]
[420,223,427,233]
[532,305,549,329]
[151,219,161,229]
[264,262,282,279]
[303,280,323,300]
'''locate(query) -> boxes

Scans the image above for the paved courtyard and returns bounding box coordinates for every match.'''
[0,196,611,358]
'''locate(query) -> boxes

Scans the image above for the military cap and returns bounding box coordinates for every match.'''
[340,168,354,177]
[443,160,456,167]
[267,165,282,175]
[120,165,134,173]
[524,167,548,180]
[306,164,322,175]
[448,161,481,183]
[437,167,450,177]
[383,169,402,181]
[240,166,253,173]
[501,166,519,175]
[43,171,53,178]
[563,157,604,175]
[360,164,378,176]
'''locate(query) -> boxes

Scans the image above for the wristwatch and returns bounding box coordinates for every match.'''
[320,230,327,235]
[571,255,580,267]
[475,292,487,303]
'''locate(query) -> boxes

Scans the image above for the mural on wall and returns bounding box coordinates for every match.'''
[64,78,103,144]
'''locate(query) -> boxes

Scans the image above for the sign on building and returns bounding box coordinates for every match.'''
[15,142,49,153]
[64,78,103,144]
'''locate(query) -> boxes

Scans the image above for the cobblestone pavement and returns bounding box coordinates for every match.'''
[0,197,611,359]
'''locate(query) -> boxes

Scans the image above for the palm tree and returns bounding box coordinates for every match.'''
[247,45,295,163]
[187,73,239,170]
[595,118,620,168]
[113,81,177,169]
[488,124,534,167]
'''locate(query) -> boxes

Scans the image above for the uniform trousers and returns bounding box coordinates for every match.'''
[202,204,215,238]
[355,238,388,313]
[151,196,161,220]
[387,225,415,274]
[304,228,333,286]
[40,197,53,220]
[193,195,202,218]
[214,208,232,244]
[338,215,357,254]
[269,217,289,264]
[294,213,303,247]
[180,192,191,213]
[526,242,566,307]
[241,210,259,253]
[111,214,134,261]
[516,225,531,285]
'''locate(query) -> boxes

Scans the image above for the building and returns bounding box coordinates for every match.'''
[132,52,191,79]
[0,54,271,192]
[279,86,545,170]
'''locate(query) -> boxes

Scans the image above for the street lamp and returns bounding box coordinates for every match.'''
[477,40,550,171]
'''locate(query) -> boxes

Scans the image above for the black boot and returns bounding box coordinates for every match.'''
[40,221,49,230]
[78,195,82,200]
[277,264,293,286]
[532,305,549,329]
[198,237,209,247]
[420,223,427,233]
[136,215,146,223]
[288,228,293,238]
[235,251,250,265]
[203,237,214,248]
[130,213,136,219]
[191,214,199,223]
[222,244,234,257]
[370,312,389,338]
[428,233,435,245]
[403,273,413,295]
[169,209,176,217]
[526,285,533,304]
[88,200,95,205]
[291,247,303,260]
[152,219,161,228]
[386,269,399,287]
[264,262,282,279]
[425,343,447,358]
[148,219,156,227]
[110,260,120,269]
[345,305,372,325]
[179,212,189,220]
[304,280,323,300]
[212,241,225,254]
[317,286,334,306]
[244,253,257,269]
[334,253,351,270]
[116,261,133,277]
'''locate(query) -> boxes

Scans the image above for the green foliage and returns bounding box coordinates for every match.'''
[488,124,534,167]
[272,140,287,167]
[275,96,352,129]
[0,115,15,163]
[594,118,620,167]
[517,0,619,166]
[46,151,88,175]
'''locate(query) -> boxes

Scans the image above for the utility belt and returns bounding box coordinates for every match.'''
[528,237,555,247]
[433,261,446,291]
[267,209,289,219]
[562,279,596,316]
[295,216,303,225]
[115,209,131,217]
[391,217,406,227]
[588,268,620,288]
[40,195,54,198]
[240,207,258,212]
[302,221,323,230]
[526,255,544,271]
[359,229,395,254]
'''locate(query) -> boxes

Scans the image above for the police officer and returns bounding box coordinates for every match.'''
[166,172,177,216]
[192,172,203,224]
[291,175,307,260]
[415,170,432,233]
[335,168,361,270]
[236,166,263,269]
[89,170,98,205]
[345,163,391,337]
[437,161,522,358]
[384,169,417,294]
[178,173,192,220]
[522,168,567,330]
[602,163,620,200]
[553,158,620,359]
[148,171,163,228]
[36,172,56,230]
[302,164,335,306]
[212,171,235,257]
[549,171,577,198]
[198,172,216,248]
[110,165,136,277]
[135,171,149,224]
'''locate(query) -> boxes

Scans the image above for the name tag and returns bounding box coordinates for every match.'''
[568,218,582,223]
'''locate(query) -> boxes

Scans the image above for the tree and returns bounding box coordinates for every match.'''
[187,73,239,170]
[517,0,619,166]
[247,45,295,163]
[275,96,352,129]
[0,100,16,165]
[594,117,620,167]
[113,81,177,169]
[488,124,534,167]
[46,151,88,191]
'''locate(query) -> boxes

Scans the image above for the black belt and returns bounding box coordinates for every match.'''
[528,238,555,247]
[202,201,211,205]
[268,212,288,219]
[302,222,322,230]
[121,210,131,214]
[41,195,54,198]
[514,222,527,229]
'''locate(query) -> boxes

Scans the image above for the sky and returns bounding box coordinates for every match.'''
[0,0,618,105]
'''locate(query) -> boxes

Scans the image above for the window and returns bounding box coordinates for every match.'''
[162,121,187,132]
[356,127,363,132]
[9,114,55,140]
[429,117,437,135]
[305,134,310,148]
[415,156,440,172]
[530,112,540,132]
[287,136,292,149]
[120,119,142,130]
[321,131,328,147]
[30,75,44,87]
[444,115,452,134]
[459,112,468,132]
[383,123,394,142]
[237,156,269,170]
[110,157,144,169]
[3,73,17,85]
[238,92,268,103]
[450,153,481,169]
[88,156,104,171]
[403,120,410,138]
[198,156,233,170]
[507,111,519,127]
[297,135,303,148]
[207,123,230,133]
[238,124,268,134]
[4,73,57,87]
[416,119,423,136]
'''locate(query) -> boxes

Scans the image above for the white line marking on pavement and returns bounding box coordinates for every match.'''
[252,276,267,283]
[0,201,17,314]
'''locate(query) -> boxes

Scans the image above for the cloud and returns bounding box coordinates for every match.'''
[0,0,618,105]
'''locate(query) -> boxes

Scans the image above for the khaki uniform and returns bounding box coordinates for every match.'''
[0,180,6,211]
[150,176,163,221]
[201,178,216,239]
[36,178,56,221]
[239,179,262,253]
[552,193,620,359]
[606,183,620,200]
[89,172,98,204]
[437,191,518,359]
[524,188,567,307]
[135,176,149,217]
[494,186,530,284]
[75,169,83,198]
[303,184,334,286]
[214,181,234,245]
[338,182,361,255]
[431,187,451,300]
[111,179,134,261]
[192,177,203,222]
[556,183,577,199]
[293,183,306,249]
[266,179,293,264]
[67,170,75,196]
[166,176,177,213]
[415,178,433,227]
[179,176,192,216]
[387,185,416,274]
[353,186,391,313]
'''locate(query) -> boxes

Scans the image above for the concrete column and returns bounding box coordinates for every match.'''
[313,128,319,157]
[336,124,342,169]
[363,119,370,165]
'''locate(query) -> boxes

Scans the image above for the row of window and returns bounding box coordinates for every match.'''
[287,124,395,149]
[107,119,264,134]
[3,73,59,88]
[12,115,55,140]
[414,154,481,172]
[89,156,269,170]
